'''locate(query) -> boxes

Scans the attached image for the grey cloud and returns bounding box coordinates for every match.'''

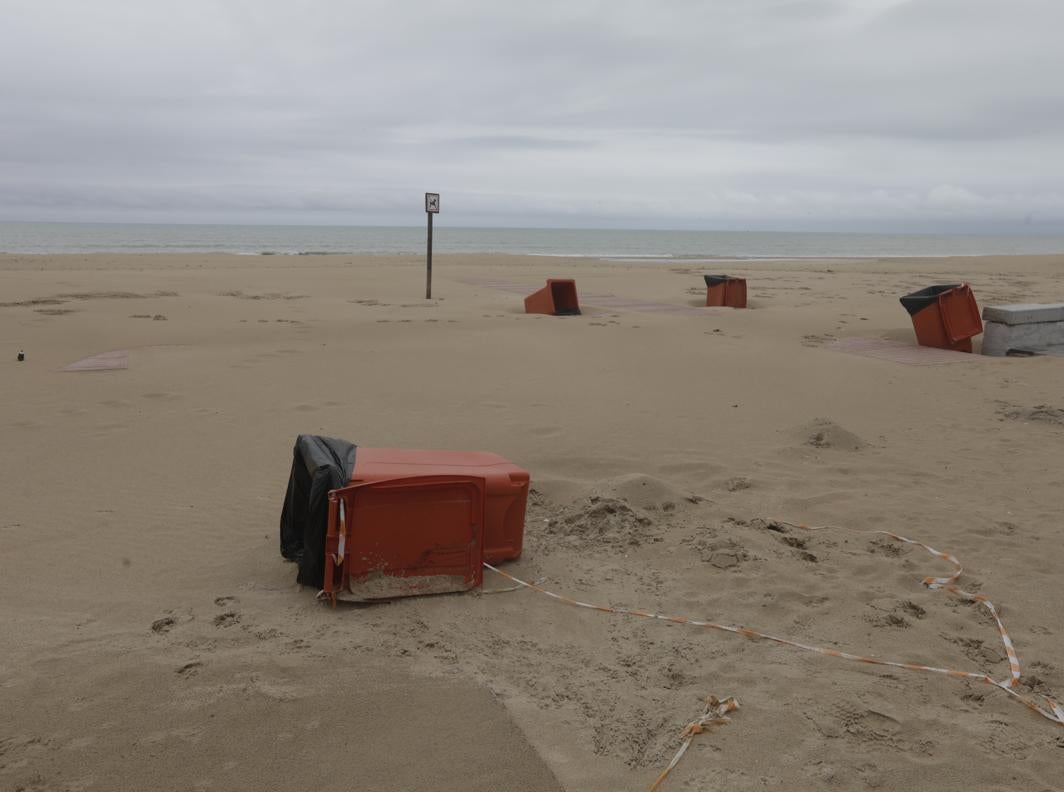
[1,0,1062,230]
[446,135,597,151]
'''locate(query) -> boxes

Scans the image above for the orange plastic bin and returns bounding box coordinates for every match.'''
[899,284,982,352]
[524,279,580,315]
[322,449,530,603]
[704,275,747,308]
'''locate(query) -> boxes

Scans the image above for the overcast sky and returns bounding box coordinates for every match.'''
[2,0,1062,232]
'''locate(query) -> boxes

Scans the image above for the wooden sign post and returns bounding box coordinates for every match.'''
[425,192,439,299]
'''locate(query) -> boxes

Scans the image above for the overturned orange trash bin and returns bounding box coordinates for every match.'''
[323,448,530,603]
[704,275,747,308]
[899,284,982,353]
[524,279,581,315]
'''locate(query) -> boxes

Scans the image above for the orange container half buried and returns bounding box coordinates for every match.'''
[704,275,747,308]
[321,449,530,602]
[324,475,485,602]
[524,279,581,315]
[899,284,982,352]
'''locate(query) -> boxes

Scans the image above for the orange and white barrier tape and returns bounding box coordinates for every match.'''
[484,523,1063,787]
[649,695,738,792]
[479,576,547,595]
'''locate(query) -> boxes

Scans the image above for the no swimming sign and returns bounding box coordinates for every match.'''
[425,193,439,297]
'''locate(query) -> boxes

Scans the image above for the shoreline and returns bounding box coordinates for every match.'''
[5,249,1064,260]
[5,223,1064,260]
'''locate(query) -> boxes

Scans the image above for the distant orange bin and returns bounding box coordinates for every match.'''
[899,284,982,352]
[323,449,530,603]
[704,275,747,308]
[524,279,581,315]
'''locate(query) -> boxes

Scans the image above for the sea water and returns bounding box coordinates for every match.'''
[2,222,1064,258]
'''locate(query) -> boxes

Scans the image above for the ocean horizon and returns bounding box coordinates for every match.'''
[3,221,1064,259]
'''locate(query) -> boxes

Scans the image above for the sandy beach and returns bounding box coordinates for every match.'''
[2,251,1063,791]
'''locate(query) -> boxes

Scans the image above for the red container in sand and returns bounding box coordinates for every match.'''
[524,279,581,315]
[899,284,982,352]
[704,275,747,308]
[322,449,530,603]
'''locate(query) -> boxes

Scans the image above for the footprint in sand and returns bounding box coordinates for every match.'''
[100,399,134,409]
[10,419,44,430]
[213,612,241,628]
[63,735,97,750]
[801,333,837,347]
[176,661,203,677]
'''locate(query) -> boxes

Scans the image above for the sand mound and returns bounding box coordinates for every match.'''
[800,418,867,451]
[531,474,704,552]
[589,473,701,512]
[542,496,658,550]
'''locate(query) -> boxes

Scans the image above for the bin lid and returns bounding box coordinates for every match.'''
[357,448,513,469]
[899,284,963,316]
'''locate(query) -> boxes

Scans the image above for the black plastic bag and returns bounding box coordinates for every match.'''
[279,434,357,587]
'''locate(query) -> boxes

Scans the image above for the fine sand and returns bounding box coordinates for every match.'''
[2,252,1064,791]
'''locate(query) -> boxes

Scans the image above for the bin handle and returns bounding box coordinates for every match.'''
[335,499,346,566]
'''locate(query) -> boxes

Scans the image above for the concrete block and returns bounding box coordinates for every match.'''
[982,302,1064,325]
[982,319,1064,356]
